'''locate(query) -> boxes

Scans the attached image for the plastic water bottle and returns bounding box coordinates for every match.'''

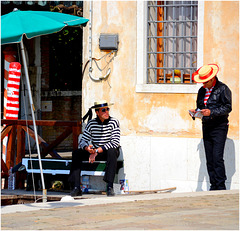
[8,167,15,190]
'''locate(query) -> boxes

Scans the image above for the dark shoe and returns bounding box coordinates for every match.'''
[217,186,226,190]
[107,187,115,196]
[70,187,82,197]
[217,183,226,190]
[210,186,217,191]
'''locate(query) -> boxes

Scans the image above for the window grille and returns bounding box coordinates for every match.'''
[147,1,198,84]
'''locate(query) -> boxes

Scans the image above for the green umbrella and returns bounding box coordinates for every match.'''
[1,9,88,202]
[1,9,89,45]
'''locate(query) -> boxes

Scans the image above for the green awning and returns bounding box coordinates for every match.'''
[1,9,89,45]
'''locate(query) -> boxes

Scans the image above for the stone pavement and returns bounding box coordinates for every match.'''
[1,189,239,230]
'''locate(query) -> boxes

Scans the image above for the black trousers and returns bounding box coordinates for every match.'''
[68,148,119,188]
[203,123,228,190]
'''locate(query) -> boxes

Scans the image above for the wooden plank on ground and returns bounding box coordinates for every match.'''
[125,187,177,194]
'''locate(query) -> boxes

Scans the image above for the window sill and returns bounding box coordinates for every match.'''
[135,84,200,94]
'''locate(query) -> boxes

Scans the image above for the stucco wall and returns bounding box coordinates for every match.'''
[82,1,239,192]
[204,1,239,139]
[82,1,203,138]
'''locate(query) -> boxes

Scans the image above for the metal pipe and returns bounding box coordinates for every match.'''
[20,40,47,203]
[155,0,157,83]
[190,1,193,83]
[172,2,176,83]
[163,1,166,83]
[181,1,184,83]
[89,1,93,73]
[147,1,150,83]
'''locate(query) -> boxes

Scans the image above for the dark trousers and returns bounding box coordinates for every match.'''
[68,148,119,188]
[203,123,228,190]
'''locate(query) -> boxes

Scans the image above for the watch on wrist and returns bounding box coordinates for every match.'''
[95,149,98,154]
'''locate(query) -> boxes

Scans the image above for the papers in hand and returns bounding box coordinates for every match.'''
[189,109,203,119]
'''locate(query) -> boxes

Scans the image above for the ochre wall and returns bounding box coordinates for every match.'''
[82,1,239,140]
[204,1,239,139]
[81,0,239,192]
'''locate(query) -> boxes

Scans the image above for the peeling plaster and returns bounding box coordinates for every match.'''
[83,1,238,139]
[142,107,190,133]
[107,2,119,24]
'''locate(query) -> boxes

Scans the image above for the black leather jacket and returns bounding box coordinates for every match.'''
[196,77,232,126]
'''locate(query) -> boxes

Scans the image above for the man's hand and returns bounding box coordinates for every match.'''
[85,145,95,154]
[189,109,196,114]
[96,147,103,153]
[89,153,97,163]
[201,109,211,116]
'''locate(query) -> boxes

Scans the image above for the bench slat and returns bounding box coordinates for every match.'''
[22,158,123,176]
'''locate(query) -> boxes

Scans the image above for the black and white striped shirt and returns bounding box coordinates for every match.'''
[79,116,120,151]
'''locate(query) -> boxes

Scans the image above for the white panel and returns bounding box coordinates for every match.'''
[120,135,239,192]
[121,136,151,191]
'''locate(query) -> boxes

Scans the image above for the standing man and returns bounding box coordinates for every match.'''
[189,64,232,190]
[69,100,121,196]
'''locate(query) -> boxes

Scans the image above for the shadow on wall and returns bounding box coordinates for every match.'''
[224,138,236,189]
[196,139,208,191]
[196,138,236,191]
[117,146,126,181]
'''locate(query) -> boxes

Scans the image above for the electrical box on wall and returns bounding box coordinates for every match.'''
[41,101,52,112]
[99,34,119,50]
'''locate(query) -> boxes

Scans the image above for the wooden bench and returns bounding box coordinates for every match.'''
[22,157,124,190]
[22,158,124,176]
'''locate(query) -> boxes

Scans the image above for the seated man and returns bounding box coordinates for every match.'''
[68,100,121,197]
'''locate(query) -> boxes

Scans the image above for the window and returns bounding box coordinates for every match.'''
[147,1,198,84]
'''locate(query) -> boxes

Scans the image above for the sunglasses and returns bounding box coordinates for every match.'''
[204,80,211,84]
[204,77,216,84]
[101,108,110,113]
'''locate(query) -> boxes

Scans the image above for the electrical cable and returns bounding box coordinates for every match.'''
[86,50,116,81]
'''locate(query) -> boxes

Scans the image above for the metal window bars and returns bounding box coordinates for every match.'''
[147,1,198,84]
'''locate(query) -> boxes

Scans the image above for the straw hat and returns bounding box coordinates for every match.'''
[91,100,114,109]
[193,64,219,83]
